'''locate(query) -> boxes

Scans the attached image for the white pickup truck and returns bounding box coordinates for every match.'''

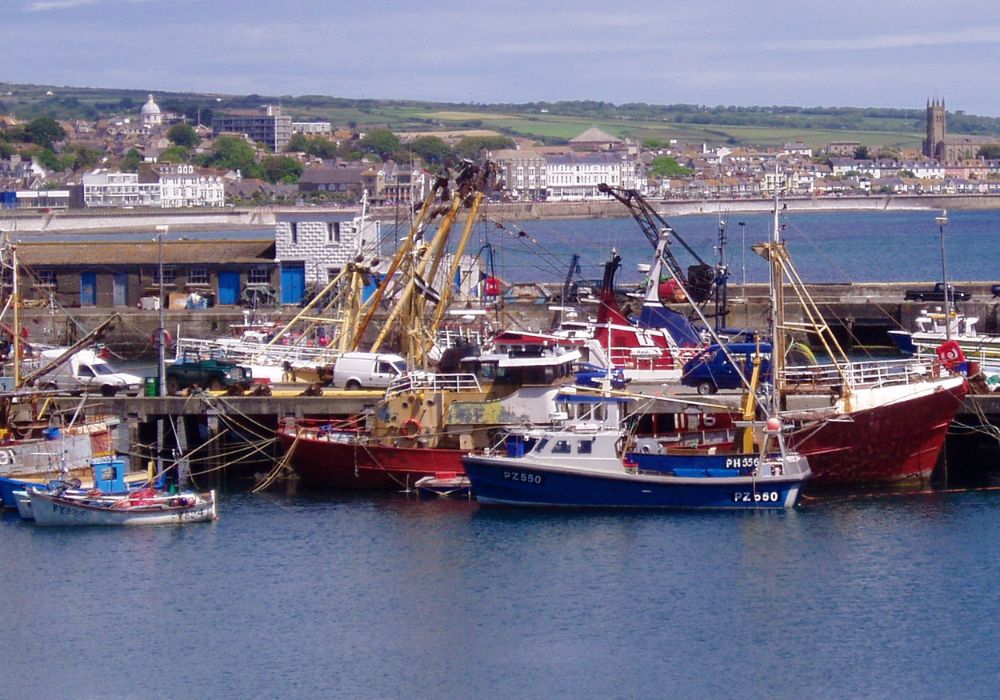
[37,348,143,396]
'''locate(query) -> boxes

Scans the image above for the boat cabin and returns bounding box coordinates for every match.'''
[914,310,979,337]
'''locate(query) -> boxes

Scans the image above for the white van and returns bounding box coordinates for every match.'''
[332,352,407,390]
[38,348,143,396]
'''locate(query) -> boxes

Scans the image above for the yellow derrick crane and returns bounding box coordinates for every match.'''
[353,161,498,368]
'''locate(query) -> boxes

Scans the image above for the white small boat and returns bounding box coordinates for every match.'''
[13,489,33,520]
[29,488,217,526]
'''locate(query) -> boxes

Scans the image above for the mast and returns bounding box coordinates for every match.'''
[769,188,785,405]
[11,241,20,389]
[936,210,950,340]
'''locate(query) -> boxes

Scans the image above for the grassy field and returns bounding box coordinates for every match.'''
[0,82,953,151]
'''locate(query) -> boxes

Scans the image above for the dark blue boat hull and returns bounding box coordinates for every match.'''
[462,457,804,509]
[0,476,44,509]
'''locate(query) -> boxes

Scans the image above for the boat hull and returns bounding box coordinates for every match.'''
[788,378,967,487]
[279,431,466,491]
[462,456,805,509]
[29,490,217,526]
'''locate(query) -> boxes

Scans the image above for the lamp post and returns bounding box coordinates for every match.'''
[935,211,949,341]
[738,221,746,295]
[155,225,168,396]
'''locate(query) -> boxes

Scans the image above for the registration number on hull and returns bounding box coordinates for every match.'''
[503,471,544,485]
[733,491,781,503]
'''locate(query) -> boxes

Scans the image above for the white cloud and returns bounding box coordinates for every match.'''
[26,0,99,10]
[25,0,154,11]
[770,26,1000,52]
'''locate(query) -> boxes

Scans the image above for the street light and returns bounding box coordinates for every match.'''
[935,211,950,341]
[154,225,168,396]
[738,222,746,295]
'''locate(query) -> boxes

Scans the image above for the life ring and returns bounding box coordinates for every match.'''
[151,330,174,348]
[399,418,422,438]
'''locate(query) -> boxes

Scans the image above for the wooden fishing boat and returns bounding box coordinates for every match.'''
[28,487,217,526]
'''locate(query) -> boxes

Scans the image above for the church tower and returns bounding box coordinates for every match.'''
[923,98,946,159]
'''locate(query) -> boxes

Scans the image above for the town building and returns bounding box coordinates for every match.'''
[274,212,382,301]
[923,98,1000,161]
[491,128,643,201]
[17,239,277,309]
[298,163,366,198]
[140,94,162,130]
[568,127,625,152]
[82,166,225,208]
[827,141,861,157]
[212,105,293,152]
[292,122,333,136]
[139,163,226,208]
[544,152,643,201]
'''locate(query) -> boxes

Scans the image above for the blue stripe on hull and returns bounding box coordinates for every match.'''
[463,459,802,510]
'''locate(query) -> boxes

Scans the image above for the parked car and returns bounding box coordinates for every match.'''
[331,352,407,390]
[681,342,773,395]
[165,352,253,394]
[903,282,971,302]
[37,348,143,397]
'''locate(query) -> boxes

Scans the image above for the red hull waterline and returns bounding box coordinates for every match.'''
[279,379,967,491]
[789,379,968,488]
[279,433,466,491]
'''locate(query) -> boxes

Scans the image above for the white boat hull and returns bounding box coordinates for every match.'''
[29,489,217,526]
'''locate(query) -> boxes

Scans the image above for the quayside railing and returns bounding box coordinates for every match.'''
[175,337,338,366]
[385,373,483,398]
[781,357,937,391]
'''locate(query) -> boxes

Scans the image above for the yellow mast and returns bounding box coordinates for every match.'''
[11,242,20,389]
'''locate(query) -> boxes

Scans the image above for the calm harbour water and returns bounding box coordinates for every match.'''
[486,208,1000,285]
[3,487,1000,698]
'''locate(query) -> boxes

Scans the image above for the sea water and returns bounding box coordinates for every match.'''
[486,208,1000,285]
[3,488,1000,698]
[16,208,1000,286]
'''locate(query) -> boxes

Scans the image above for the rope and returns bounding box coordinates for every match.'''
[251,431,300,493]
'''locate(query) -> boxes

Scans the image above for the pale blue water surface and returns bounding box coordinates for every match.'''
[12,208,1000,285]
[3,489,1000,699]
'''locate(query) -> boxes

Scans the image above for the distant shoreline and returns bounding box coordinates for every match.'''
[3,194,998,232]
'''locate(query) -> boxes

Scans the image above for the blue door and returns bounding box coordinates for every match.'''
[112,273,128,306]
[280,262,305,305]
[218,271,240,305]
[80,271,97,307]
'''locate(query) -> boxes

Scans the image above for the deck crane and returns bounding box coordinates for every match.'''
[352,159,499,368]
[597,183,729,328]
[550,253,580,329]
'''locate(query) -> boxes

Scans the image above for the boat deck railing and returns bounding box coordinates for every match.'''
[386,372,483,397]
[782,358,935,390]
[175,337,339,366]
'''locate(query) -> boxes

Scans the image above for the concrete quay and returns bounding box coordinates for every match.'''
[22,280,1000,356]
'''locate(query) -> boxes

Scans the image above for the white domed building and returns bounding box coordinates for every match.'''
[140,94,162,129]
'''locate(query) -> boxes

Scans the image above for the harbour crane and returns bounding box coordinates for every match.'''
[597,183,729,328]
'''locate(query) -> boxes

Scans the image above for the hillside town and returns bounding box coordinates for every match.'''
[3,95,1000,211]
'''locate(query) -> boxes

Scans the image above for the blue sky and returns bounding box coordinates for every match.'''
[6,0,1000,116]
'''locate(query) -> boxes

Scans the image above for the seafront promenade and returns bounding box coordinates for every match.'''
[5,193,1000,232]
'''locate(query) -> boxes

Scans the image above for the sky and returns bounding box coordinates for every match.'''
[5,0,1000,116]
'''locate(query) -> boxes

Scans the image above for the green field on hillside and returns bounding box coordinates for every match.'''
[0,82,967,152]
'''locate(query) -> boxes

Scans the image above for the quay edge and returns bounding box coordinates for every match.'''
[20,281,1000,356]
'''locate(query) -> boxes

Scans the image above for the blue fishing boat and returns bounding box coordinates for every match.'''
[1,456,149,510]
[462,394,810,509]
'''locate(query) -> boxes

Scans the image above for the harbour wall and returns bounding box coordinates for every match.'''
[24,281,1000,356]
[5,194,1000,232]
